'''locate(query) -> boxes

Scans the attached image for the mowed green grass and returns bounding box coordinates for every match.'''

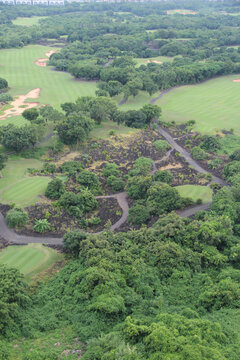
[0,45,97,126]
[115,90,158,111]
[0,244,63,282]
[135,56,174,67]
[12,16,48,26]
[91,119,139,138]
[156,75,240,135]
[176,185,213,203]
[0,156,50,207]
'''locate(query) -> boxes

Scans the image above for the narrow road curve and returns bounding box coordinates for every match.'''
[0,121,228,245]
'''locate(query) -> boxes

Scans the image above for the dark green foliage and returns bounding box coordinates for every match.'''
[153,139,171,152]
[0,77,8,89]
[59,189,97,215]
[45,178,65,200]
[107,175,125,191]
[56,113,94,145]
[230,149,240,161]
[6,209,28,228]
[0,93,12,102]
[63,230,87,257]
[1,124,44,152]
[153,170,173,184]
[131,157,153,176]
[125,110,147,129]
[141,104,161,124]
[34,219,51,233]
[77,170,100,191]
[103,162,119,178]
[200,135,221,152]
[126,175,152,200]
[223,161,240,180]
[60,161,83,175]
[128,203,151,225]
[0,154,7,171]
[0,264,29,335]
[43,162,56,174]
[191,146,208,160]
[22,108,39,122]
[147,182,183,214]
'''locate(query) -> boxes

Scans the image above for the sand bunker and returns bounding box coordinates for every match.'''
[146,59,163,64]
[233,79,240,82]
[0,88,40,120]
[35,50,56,67]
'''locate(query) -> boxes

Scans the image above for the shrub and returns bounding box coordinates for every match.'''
[0,93,13,102]
[153,140,171,152]
[131,157,153,176]
[45,178,65,199]
[22,108,39,122]
[6,209,28,228]
[43,162,56,174]
[63,230,87,256]
[128,203,151,225]
[107,176,125,191]
[126,175,152,200]
[34,219,51,233]
[0,77,8,89]
[77,170,100,190]
[223,161,240,179]
[230,149,240,161]
[200,135,220,151]
[87,217,101,226]
[103,162,119,177]
[60,161,83,174]
[191,146,208,160]
[147,183,183,215]
[153,170,173,184]
[208,158,222,169]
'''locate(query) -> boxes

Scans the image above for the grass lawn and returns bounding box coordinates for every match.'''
[115,90,158,111]
[135,56,174,67]
[0,45,97,126]
[0,156,50,207]
[12,16,48,26]
[0,243,63,282]
[176,185,213,203]
[91,119,139,139]
[156,75,240,135]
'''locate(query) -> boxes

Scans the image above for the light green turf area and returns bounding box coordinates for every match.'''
[135,56,174,67]
[0,45,97,126]
[115,90,158,111]
[167,9,197,15]
[0,157,50,207]
[12,16,48,26]
[176,185,213,203]
[156,75,240,135]
[0,244,63,282]
[91,119,139,138]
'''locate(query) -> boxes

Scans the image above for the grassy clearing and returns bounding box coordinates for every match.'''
[167,9,197,15]
[0,45,97,125]
[12,16,48,26]
[135,56,174,67]
[0,156,50,207]
[176,185,213,203]
[218,134,240,155]
[156,75,240,135]
[115,90,158,111]
[91,119,139,139]
[0,244,63,282]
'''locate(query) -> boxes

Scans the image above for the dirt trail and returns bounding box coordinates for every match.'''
[0,88,40,120]
[35,50,56,67]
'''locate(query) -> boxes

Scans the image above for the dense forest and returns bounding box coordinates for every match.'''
[1,1,240,359]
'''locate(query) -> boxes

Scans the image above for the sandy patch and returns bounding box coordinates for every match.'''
[167,9,197,15]
[0,88,40,120]
[145,59,162,64]
[56,152,79,166]
[35,50,56,67]
[233,79,240,82]
[159,163,182,170]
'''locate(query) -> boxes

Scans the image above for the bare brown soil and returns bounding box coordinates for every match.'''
[35,50,56,67]
[0,88,40,120]
[233,79,240,82]
[146,59,162,64]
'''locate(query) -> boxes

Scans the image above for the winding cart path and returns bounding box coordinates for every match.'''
[0,121,228,245]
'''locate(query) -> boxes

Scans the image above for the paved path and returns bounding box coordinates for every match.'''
[0,117,228,245]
